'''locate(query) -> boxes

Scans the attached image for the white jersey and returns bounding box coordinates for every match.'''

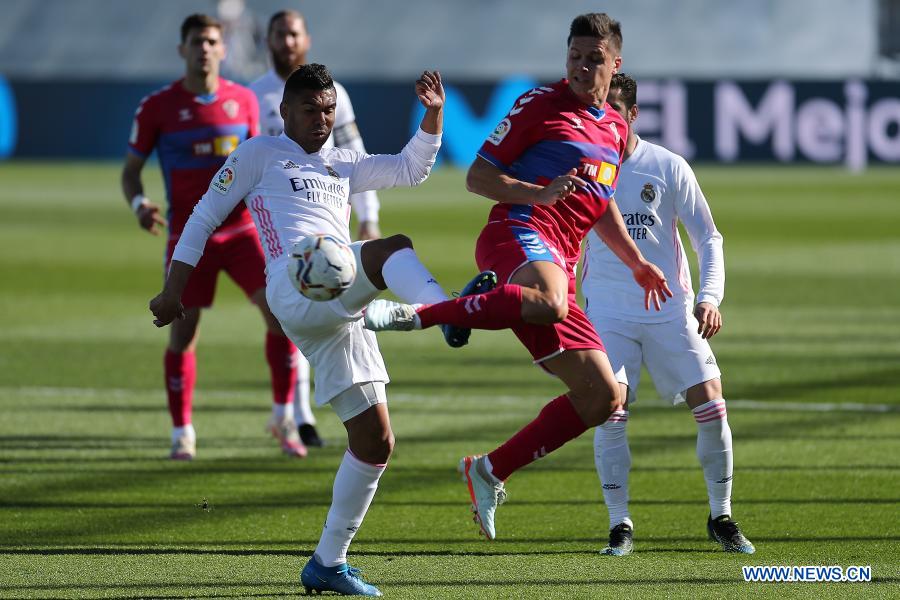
[249,69,379,223]
[171,129,440,275]
[582,136,724,322]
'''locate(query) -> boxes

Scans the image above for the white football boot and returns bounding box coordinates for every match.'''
[169,434,196,461]
[363,300,420,331]
[459,455,507,540]
[267,415,308,458]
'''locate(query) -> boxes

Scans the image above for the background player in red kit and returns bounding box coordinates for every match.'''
[120,13,302,460]
[366,13,672,539]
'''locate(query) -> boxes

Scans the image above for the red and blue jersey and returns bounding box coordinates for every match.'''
[477,79,628,262]
[128,78,259,237]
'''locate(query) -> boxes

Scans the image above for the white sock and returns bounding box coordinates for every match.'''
[315,450,386,567]
[692,399,733,518]
[293,352,315,426]
[594,410,631,529]
[381,248,448,305]
[171,424,195,443]
[272,401,294,421]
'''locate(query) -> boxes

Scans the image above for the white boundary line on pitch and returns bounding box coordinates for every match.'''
[1,386,898,413]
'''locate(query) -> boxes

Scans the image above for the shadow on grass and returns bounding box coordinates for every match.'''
[1,575,898,599]
[1,532,897,553]
[0,497,897,510]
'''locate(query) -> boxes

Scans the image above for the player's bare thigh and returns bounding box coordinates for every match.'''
[542,348,621,427]
[508,260,571,325]
[685,378,723,409]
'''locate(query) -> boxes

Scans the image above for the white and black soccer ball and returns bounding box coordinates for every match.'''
[287,234,357,301]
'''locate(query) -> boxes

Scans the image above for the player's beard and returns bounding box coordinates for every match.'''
[272,51,301,78]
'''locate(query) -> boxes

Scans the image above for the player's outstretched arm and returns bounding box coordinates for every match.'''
[121,152,167,236]
[593,199,673,311]
[465,159,587,206]
[149,260,193,327]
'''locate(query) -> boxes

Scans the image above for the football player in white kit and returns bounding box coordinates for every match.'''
[250,9,381,448]
[150,64,449,596]
[582,73,754,556]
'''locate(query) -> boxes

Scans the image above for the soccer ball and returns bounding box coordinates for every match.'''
[287,234,357,301]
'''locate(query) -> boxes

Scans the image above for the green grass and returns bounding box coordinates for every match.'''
[0,162,898,598]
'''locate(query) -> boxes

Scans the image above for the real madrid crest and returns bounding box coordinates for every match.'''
[325,165,340,178]
[640,182,657,203]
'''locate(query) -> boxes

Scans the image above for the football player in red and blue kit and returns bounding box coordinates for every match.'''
[365,13,672,539]
[121,14,302,460]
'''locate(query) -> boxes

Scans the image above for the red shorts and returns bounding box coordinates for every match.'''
[166,228,267,309]
[475,221,604,363]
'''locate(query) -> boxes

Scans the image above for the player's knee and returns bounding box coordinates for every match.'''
[527,292,568,324]
[384,233,413,252]
[371,430,395,464]
[571,379,619,427]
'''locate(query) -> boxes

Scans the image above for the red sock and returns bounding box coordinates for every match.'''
[487,394,587,481]
[164,350,196,427]
[266,332,297,406]
[417,284,523,330]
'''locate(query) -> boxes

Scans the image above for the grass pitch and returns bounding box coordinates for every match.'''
[0,162,898,598]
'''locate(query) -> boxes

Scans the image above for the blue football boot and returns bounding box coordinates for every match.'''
[300,555,383,596]
[442,270,498,348]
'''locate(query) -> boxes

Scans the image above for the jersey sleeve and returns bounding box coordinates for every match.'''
[476,90,545,169]
[171,139,265,266]
[128,95,160,157]
[348,128,441,194]
[673,156,725,306]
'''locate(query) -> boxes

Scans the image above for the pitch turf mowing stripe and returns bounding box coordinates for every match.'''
[4,385,899,413]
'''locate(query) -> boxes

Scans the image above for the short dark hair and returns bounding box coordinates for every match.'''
[267,9,305,35]
[610,72,637,110]
[180,14,222,43]
[283,63,334,100]
[567,13,622,52]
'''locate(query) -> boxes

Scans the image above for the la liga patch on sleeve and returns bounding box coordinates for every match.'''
[488,118,512,145]
[211,165,236,195]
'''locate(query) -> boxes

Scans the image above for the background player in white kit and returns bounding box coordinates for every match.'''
[582,73,754,556]
[150,64,450,596]
[250,9,381,448]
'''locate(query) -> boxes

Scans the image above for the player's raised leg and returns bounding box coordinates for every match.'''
[355,234,454,309]
[365,257,575,336]
[165,308,201,460]
[457,261,620,539]
[687,379,754,554]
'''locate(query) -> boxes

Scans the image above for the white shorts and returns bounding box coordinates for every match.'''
[587,310,722,405]
[266,241,389,407]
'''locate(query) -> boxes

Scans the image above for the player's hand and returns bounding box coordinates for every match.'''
[632,260,673,311]
[149,291,185,328]
[357,221,381,241]
[415,70,445,110]
[534,169,588,206]
[694,302,722,339]
[136,201,168,236]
